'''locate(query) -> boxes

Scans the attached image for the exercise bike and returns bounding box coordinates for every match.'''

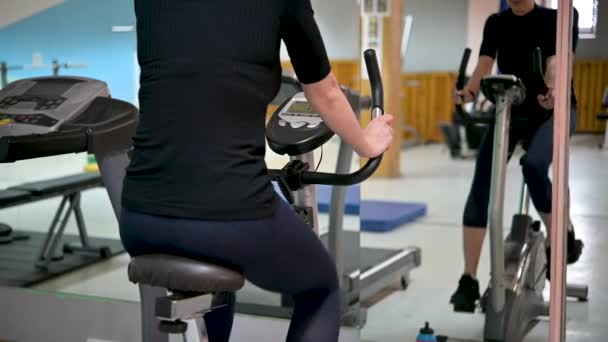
[440,73,493,160]
[124,49,390,342]
[262,68,419,326]
[452,48,589,342]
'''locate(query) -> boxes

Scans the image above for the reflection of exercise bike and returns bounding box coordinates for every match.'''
[440,97,492,159]
[439,61,494,159]
[451,48,589,342]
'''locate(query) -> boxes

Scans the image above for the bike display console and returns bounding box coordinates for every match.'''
[266,92,334,156]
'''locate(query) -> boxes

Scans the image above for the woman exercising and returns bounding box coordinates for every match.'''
[119,1,393,341]
[450,0,583,311]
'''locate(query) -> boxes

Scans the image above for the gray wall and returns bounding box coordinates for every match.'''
[281,0,360,60]
[312,0,360,59]
[402,0,469,72]
[283,0,470,73]
[308,0,608,70]
[576,0,608,59]
[285,0,471,73]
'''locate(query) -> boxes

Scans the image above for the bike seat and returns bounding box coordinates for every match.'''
[128,254,245,293]
[481,75,526,106]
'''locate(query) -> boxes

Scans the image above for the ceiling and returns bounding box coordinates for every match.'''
[0,0,64,29]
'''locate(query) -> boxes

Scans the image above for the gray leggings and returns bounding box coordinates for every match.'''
[463,107,577,228]
[119,199,340,342]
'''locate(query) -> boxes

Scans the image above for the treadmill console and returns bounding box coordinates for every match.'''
[0,76,109,137]
[266,92,334,156]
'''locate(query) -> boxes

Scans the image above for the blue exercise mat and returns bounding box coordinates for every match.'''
[360,200,427,232]
[271,183,360,213]
[272,183,427,232]
[316,184,360,214]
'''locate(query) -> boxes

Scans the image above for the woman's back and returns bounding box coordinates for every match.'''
[123,0,295,220]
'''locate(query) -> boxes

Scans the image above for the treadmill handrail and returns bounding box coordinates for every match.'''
[0,97,138,163]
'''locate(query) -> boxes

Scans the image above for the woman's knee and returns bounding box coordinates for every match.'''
[463,197,488,228]
[315,253,339,291]
[462,183,490,228]
[521,154,550,179]
[306,246,339,293]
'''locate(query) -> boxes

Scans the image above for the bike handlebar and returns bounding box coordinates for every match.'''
[532,47,548,95]
[454,48,488,124]
[269,49,385,187]
[454,47,547,125]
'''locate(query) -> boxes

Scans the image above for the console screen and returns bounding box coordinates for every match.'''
[25,79,80,97]
[287,101,317,115]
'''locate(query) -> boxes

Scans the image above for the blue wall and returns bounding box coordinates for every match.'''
[0,0,137,103]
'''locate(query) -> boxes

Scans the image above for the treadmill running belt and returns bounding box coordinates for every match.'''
[319,231,400,273]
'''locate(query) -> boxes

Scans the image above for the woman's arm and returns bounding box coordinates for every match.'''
[459,56,495,100]
[302,72,393,158]
[454,14,497,103]
[280,1,393,158]
[538,8,579,109]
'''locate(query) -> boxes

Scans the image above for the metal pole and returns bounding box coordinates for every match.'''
[1,62,7,88]
[519,181,531,215]
[328,89,360,287]
[550,0,574,341]
[488,95,511,311]
[328,142,352,287]
[293,152,319,235]
[52,59,60,76]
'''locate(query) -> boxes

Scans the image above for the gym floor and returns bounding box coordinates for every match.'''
[1,134,605,341]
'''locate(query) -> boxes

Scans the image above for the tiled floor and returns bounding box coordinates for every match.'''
[1,134,606,341]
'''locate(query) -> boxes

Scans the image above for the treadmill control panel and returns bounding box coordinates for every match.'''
[0,113,58,127]
[0,76,110,137]
[0,95,66,111]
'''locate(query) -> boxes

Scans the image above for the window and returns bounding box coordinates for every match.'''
[548,0,598,38]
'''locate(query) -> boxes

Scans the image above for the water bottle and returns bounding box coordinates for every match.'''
[416,322,437,342]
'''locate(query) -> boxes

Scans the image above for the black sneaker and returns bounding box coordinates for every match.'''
[450,274,480,313]
[546,229,584,281]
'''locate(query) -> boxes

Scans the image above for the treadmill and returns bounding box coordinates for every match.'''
[0,76,138,267]
[240,73,421,324]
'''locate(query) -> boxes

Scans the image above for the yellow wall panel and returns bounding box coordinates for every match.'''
[280,60,359,89]
[272,59,607,137]
[401,72,457,142]
[573,60,608,133]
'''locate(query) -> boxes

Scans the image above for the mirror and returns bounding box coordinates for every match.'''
[360,0,605,341]
[360,0,474,340]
